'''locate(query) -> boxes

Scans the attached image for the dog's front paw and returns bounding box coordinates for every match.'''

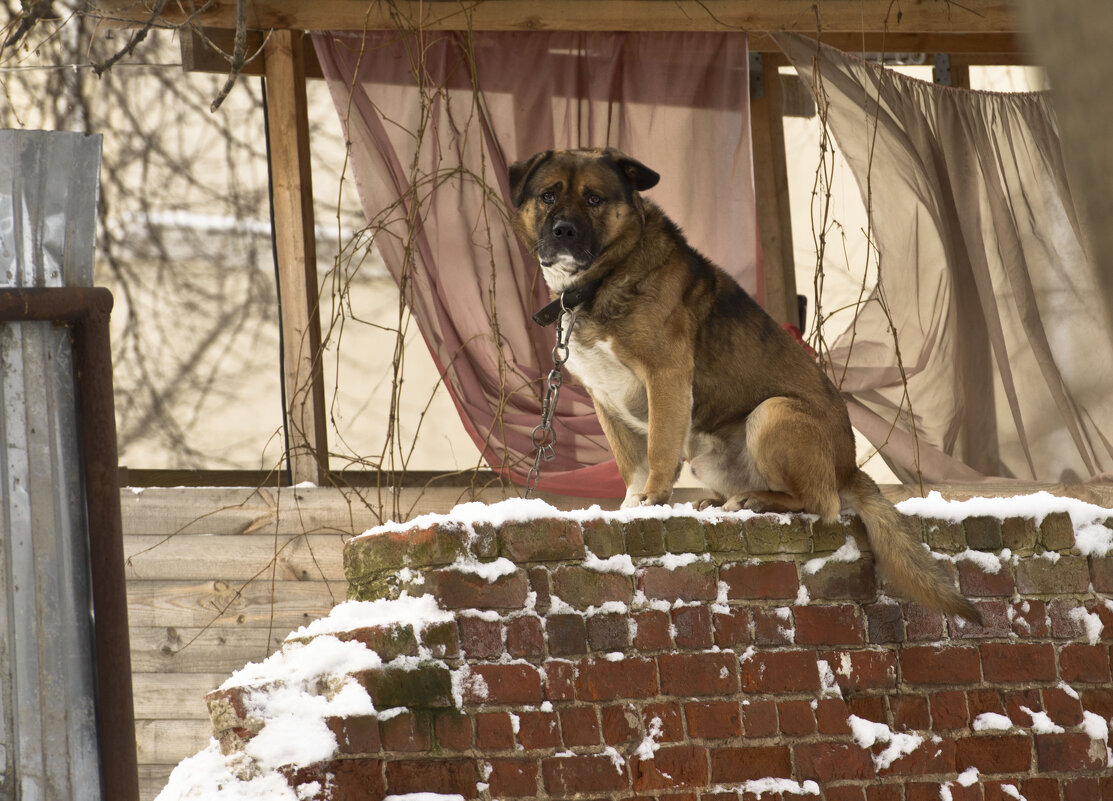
[621,489,672,508]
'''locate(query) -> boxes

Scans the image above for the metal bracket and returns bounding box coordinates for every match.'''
[750,52,764,99]
[934,53,953,86]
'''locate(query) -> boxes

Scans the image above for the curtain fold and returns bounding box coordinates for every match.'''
[312,30,755,496]
[777,33,1113,484]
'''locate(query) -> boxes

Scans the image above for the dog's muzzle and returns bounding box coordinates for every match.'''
[538,215,592,272]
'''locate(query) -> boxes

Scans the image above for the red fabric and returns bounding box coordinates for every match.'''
[312,31,757,496]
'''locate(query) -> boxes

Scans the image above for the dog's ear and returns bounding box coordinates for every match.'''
[605,149,660,192]
[508,150,553,208]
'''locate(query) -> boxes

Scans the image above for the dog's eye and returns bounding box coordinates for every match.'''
[540,190,557,205]
[586,192,604,207]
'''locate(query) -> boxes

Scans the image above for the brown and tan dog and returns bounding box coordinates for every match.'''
[510,147,980,623]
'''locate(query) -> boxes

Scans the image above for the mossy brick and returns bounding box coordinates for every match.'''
[1091,556,1113,593]
[580,518,625,558]
[344,524,469,581]
[703,519,747,552]
[1038,511,1075,551]
[552,566,634,610]
[964,516,1003,551]
[1001,517,1038,551]
[470,521,499,559]
[418,620,459,659]
[500,518,585,562]
[744,515,812,554]
[921,518,964,551]
[623,517,667,557]
[802,556,877,601]
[1015,556,1090,594]
[355,664,455,709]
[865,602,905,644]
[663,516,707,553]
[811,517,867,553]
[639,560,718,602]
[335,624,419,660]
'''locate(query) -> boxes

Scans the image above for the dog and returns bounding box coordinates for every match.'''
[509,147,980,623]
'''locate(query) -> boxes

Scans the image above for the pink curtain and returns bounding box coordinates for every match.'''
[312,30,756,496]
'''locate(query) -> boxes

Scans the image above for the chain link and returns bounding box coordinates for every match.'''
[526,305,578,496]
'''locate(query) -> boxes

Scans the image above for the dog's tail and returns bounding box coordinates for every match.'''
[842,470,982,625]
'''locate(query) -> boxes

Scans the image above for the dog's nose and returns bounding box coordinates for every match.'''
[552,219,579,241]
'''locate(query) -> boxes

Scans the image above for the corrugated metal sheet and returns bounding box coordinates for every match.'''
[0,130,104,800]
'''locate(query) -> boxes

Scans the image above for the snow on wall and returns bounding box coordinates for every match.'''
[158,495,1113,800]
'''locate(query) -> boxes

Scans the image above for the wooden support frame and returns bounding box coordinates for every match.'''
[263,29,329,485]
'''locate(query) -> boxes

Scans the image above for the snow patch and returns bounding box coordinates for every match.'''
[1068,606,1104,645]
[847,715,923,770]
[972,712,1013,732]
[803,536,861,575]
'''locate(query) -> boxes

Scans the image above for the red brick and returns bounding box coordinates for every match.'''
[1049,597,1093,639]
[794,605,865,645]
[641,702,685,743]
[327,715,381,754]
[475,712,515,750]
[865,601,905,644]
[878,737,956,777]
[380,711,432,752]
[547,614,588,656]
[385,759,479,798]
[906,782,979,801]
[541,753,627,795]
[967,689,1006,720]
[506,615,544,657]
[822,649,897,691]
[1010,599,1049,637]
[469,663,543,705]
[543,660,575,701]
[659,652,737,696]
[956,735,1032,773]
[741,650,821,693]
[891,695,931,730]
[558,706,600,747]
[516,710,561,749]
[672,606,713,649]
[815,698,853,735]
[753,607,796,645]
[1082,688,1113,722]
[528,566,552,614]
[631,745,709,790]
[487,758,537,798]
[1019,777,1062,801]
[712,607,750,647]
[865,788,902,801]
[685,701,742,739]
[980,642,1056,682]
[709,746,791,782]
[1043,686,1084,727]
[1036,732,1108,771]
[901,645,981,685]
[639,562,718,602]
[602,703,642,745]
[950,600,1012,639]
[576,656,657,701]
[776,699,816,736]
[633,610,672,650]
[957,557,1015,596]
[1062,643,1111,683]
[500,518,585,561]
[586,613,630,651]
[1063,778,1104,801]
[847,696,887,724]
[742,699,777,737]
[904,603,946,641]
[282,759,385,801]
[803,556,877,600]
[719,560,799,600]
[794,742,873,781]
[1003,689,1041,726]
[434,712,472,751]
[431,567,529,610]
[457,616,503,659]
[553,566,634,610]
[824,787,866,801]
[1092,556,1113,593]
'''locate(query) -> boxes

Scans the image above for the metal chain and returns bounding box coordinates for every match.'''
[526,305,578,497]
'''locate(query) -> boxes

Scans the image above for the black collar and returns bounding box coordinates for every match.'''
[531,277,603,327]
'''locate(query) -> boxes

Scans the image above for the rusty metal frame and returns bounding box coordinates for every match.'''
[0,287,138,801]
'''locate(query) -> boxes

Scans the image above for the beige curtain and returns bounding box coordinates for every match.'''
[778,33,1113,484]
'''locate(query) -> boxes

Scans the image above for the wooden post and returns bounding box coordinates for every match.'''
[263,29,329,484]
[750,54,799,327]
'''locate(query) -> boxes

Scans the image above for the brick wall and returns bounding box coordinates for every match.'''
[207,506,1113,800]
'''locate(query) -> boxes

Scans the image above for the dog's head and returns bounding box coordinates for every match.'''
[509,148,659,292]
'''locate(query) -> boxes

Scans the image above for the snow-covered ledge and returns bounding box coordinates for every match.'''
[158,494,1113,801]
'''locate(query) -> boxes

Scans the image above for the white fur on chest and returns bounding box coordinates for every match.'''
[564,322,648,435]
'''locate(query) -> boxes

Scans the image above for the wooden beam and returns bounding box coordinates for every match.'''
[263,30,329,485]
[750,54,798,327]
[91,0,1019,34]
